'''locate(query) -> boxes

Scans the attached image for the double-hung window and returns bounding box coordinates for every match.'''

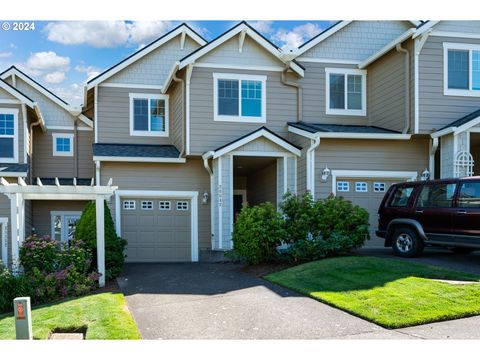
[0,109,18,163]
[444,43,480,96]
[129,93,169,136]
[213,73,266,122]
[52,133,74,156]
[325,68,367,116]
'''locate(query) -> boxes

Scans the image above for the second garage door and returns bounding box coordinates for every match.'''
[335,178,404,248]
[121,198,191,262]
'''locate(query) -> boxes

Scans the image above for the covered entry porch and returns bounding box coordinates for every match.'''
[203,127,301,251]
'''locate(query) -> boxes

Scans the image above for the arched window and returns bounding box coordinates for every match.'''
[454,151,474,177]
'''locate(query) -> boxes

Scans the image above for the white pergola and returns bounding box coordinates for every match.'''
[0,177,117,287]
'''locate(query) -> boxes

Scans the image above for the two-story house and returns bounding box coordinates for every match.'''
[1,20,479,270]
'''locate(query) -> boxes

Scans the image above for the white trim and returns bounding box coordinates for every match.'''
[213,73,267,123]
[0,108,19,163]
[0,217,8,267]
[96,197,106,287]
[129,93,169,137]
[218,156,223,250]
[287,125,317,140]
[359,28,416,69]
[331,170,418,195]
[185,64,193,155]
[229,154,233,249]
[296,21,353,56]
[306,137,321,197]
[325,68,367,117]
[413,21,440,39]
[87,25,206,89]
[195,63,286,72]
[431,115,480,138]
[229,150,292,157]
[431,31,480,40]
[443,42,480,97]
[211,128,301,159]
[114,190,199,261]
[0,77,35,108]
[99,82,164,90]
[288,125,411,140]
[296,57,361,65]
[94,86,98,143]
[47,125,92,131]
[50,211,82,242]
[52,133,74,157]
[92,156,186,163]
[77,114,93,128]
[293,156,298,194]
[0,172,27,177]
[178,23,304,77]
[21,103,27,164]
[0,99,22,105]
[161,62,180,94]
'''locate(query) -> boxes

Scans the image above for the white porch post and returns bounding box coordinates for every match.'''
[96,196,105,287]
[9,194,18,270]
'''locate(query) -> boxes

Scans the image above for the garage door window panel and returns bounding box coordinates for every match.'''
[123,200,136,210]
[159,201,171,210]
[177,201,189,211]
[141,201,154,210]
[374,182,386,192]
[355,182,368,192]
[337,181,349,192]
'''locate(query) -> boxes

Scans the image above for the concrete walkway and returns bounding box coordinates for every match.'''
[118,262,480,340]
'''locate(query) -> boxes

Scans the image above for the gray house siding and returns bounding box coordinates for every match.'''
[99,159,211,250]
[314,138,429,199]
[107,35,200,86]
[301,21,412,61]
[434,21,480,34]
[32,200,87,237]
[169,79,184,153]
[418,35,480,133]
[0,87,16,100]
[189,67,297,154]
[288,132,310,194]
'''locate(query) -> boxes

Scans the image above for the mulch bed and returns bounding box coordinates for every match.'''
[92,280,121,294]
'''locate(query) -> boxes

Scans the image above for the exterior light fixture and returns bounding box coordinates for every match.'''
[202,192,209,204]
[421,168,430,181]
[321,165,331,182]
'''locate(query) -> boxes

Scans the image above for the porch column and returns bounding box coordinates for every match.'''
[96,196,105,287]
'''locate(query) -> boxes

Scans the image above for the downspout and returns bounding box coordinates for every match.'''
[202,151,215,250]
[74,118,78,178]
[396,43,410,134]
[306,136,320,198]
[281,63,302,122]
[28,116,42,185]
[172,72,185,157]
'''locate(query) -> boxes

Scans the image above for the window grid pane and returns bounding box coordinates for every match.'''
[448,49,469,90]
[241,80,262,117]
[473,50,480,90]
[177,201,189,211]
[374,182,386,193]
[159,201,171,210]
[355,182,368,192]
[150,99,165,131]
[56,137,71,152]
[141,201,154,210]
[133,98,149,131]
[329,74,345,109]
[347,74,362,110]
[337,181,349,192]
[218,79,239,116]
[0,114,14,136]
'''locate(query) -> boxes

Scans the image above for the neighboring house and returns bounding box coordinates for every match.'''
[1,20,479,269]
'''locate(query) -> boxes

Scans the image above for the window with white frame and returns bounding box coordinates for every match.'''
[52,133,74,156]
[337,181,349,192]
[123,200,136,210]
[325,68,367,116]
[373,182,386,193]
[141,200,153,210]
[0,109,18,163]
[444,43,480,96]
[129,93,169,136]
[355,182,368,192]
[176,201,189,211]
[213,73,266,123]
[159,201,171,210]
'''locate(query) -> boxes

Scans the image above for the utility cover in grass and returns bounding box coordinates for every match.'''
[265,256,480,329]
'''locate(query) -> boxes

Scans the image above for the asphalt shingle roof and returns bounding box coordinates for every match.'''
[93,143,180,158]
[437,109,480,131]
[0,163,29,173]
[288,122,401,134]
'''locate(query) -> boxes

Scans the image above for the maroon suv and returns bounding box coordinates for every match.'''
[376,177,480,257]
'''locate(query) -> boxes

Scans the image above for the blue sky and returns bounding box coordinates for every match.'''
[0,20,333,105]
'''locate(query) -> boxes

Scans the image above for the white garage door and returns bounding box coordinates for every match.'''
[121,198,191,262]
[335,178,404,247]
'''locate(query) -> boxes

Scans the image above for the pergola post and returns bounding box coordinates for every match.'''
[96,196,105,287]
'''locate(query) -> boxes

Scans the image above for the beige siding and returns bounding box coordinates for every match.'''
[314,138,429,199]
[418,35,480,133]
[32,128,94,179]
[169,80,184,152]
[246,162,277,206]
[287,133,309,194]
[100,159,211,250]
[32,200,87,237]
[189,67,297,154]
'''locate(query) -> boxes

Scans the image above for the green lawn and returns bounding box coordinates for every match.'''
[265,256,480,329]
[0,292,141,339]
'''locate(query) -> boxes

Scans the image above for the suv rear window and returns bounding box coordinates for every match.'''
[417,183,457,208]
[458,181,480,208]
[389,186,414,207]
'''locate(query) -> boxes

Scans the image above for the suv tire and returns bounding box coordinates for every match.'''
[391,227,424,258]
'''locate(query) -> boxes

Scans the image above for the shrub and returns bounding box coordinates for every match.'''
[281,192,315,244]
[232,202,286,265]
[0,266,32,313]
[76,201,127,280]
[286,233,355,263]
[19,235,60,274]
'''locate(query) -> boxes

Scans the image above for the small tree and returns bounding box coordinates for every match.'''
[76,201,127,280]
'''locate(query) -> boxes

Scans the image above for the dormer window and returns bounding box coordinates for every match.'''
[213,73,266,123]
[0,108,18,163]
[129,93,169,137]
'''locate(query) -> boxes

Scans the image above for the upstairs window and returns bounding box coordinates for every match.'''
[129,93,169,136]
[326,68,366,116]
[0,109,18,163]
[444,43,480,96]
[52,133,74,157]
[214,73,266,123]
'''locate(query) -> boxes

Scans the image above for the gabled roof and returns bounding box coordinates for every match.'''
[177,21,305,77]
[412,20,441,39]
[431,109,480,138]
[296,20,422,57]
[87,23,207,90]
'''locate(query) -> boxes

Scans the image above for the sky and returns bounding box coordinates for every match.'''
[0,20,334,106]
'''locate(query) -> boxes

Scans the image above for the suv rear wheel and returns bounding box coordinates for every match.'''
[391,227,424,258]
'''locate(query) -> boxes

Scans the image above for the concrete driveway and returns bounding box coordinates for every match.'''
[118,262,480,340]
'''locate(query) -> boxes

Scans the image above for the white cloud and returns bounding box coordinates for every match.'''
[25,51,70,74]
[44,71,66,84]
[271,23,322,49]
[0,52,12,58]
[249,21,274,35]
[75,65,101,81]
[44,21,174,48]
[51,83,84,106]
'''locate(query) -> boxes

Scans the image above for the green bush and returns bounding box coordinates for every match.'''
[286,233,355,263]
[76,201,127,280]
[0,266,32,313]
[281,192,315,244]
[232,202,286,265]
[19,235,60,274]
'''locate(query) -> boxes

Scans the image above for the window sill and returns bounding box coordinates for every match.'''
[53,152,73,157]
[444,89,480,97]
[0,158,17,163]
[130,131,169,137]
[213,115,266,123]
[326,108,367,117]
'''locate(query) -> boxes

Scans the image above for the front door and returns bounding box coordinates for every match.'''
[51,212,82,244]
[233,190,247,222]
[452,179,480,245]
